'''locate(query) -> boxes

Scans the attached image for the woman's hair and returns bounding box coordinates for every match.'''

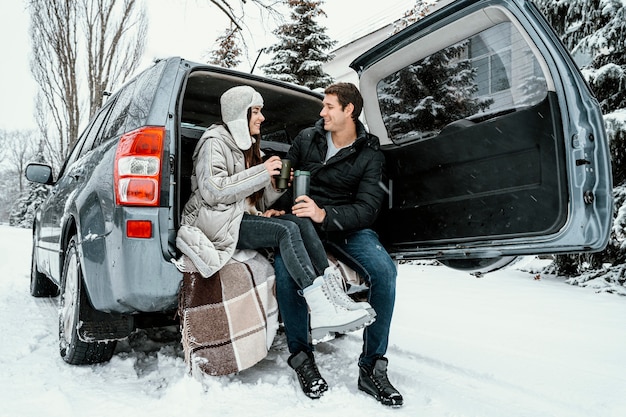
[244,108,264,206]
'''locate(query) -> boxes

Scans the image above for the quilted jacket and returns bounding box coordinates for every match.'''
[176,124,283,278]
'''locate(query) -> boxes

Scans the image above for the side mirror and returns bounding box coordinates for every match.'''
[25,163,54,185]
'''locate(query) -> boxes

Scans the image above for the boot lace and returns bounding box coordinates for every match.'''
[325,268,358,306]
[295,357,327,395]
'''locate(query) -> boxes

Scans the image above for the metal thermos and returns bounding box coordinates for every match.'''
[293,170,310,203]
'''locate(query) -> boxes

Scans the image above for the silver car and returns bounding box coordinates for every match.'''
[26,0,612,365]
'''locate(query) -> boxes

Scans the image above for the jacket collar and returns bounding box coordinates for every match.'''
[193,124,240,162]
[313,118,380,151]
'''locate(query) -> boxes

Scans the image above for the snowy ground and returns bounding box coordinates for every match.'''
[1,224,625,417]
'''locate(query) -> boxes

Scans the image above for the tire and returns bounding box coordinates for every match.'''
[59,236,116,365]
[440,256,520,276]
[30,236,59,297]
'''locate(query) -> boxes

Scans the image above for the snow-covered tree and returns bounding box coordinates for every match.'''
[380,0,492,141]
[392,0,440,33]
[5,136,49,228]
[533,0,626,112]
[208,26,242,68]
[377,40,493,140]
[534,0,626,291]
[261,0,335,89]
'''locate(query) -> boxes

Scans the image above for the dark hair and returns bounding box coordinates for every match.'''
[244,107,264,206]
[324,82,363,123]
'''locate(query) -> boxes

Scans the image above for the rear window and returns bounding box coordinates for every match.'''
[377,21,548,143]
[101,60,167,141]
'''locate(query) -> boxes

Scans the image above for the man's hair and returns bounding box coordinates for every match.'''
[324,83,363,123]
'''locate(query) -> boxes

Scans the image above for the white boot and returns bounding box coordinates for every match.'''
[303,277,374,343]
[324,266,376,319]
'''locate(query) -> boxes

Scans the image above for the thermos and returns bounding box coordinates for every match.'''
[293,170,310,203]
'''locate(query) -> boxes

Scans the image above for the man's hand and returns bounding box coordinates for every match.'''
[292,195,326,224]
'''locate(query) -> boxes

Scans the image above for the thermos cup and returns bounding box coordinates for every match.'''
[293,170,310,203]
[276,159,291,190]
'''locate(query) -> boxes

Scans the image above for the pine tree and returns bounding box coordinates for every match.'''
[533,0,626,113]
[378,41,493,140]
[261,0,335,90]
[208,26,242,69]
[380,0,492,140]
[392,0,439,33]
[8,141,49,228]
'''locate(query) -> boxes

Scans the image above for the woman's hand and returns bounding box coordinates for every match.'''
[263,156,282,177]
[261,209,285,217]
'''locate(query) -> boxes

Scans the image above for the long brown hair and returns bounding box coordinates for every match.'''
[244,108,264,206]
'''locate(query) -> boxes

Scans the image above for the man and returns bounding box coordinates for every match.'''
[272,82,403,407]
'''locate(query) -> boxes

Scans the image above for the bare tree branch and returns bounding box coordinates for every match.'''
[28,0,147,165]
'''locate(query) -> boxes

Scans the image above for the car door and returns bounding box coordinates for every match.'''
[351,0,612,264]
[38,106,111,279]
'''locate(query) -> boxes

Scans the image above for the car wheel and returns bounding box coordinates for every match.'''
[59,236,116,365]
[30,235,59,297]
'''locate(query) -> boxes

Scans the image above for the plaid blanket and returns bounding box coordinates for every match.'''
[178,251,279,376]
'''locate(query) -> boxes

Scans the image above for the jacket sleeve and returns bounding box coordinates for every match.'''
[320,150,386,233]
[195,138,270,207]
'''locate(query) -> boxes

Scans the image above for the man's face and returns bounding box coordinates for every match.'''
[320,94,353,132]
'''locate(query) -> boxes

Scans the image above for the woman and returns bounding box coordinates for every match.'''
[175,85,374,343]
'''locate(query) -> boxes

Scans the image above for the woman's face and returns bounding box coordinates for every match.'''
[248,106,265,136]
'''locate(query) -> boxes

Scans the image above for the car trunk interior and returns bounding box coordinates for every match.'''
[374,92,568,256]
[172,69,324,250]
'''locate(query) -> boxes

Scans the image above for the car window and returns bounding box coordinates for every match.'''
[376,21,548,143]
[78,104,114,155]
[99,60,167,142]
[55,106,111,178]
[98,80,136,143]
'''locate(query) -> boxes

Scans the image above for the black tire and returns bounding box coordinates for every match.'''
[30,236,59,297]
[59,236,116,365]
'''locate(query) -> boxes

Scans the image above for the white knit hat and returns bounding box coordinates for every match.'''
[220,85,264,150]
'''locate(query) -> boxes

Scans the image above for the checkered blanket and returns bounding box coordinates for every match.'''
[178,251,279,376]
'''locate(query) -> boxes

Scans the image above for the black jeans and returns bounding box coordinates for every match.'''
[237,213,328,288]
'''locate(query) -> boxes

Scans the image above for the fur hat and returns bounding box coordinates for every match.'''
[220,85,264,150]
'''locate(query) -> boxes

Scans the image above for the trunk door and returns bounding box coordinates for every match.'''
[351,0,612,261]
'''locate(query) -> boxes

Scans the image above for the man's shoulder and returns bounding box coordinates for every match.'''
[295,122,324,145]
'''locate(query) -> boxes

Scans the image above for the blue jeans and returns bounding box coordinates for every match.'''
[275,228,397,368]
[237,213,328,288]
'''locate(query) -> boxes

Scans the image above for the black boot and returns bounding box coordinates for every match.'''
[288,351,328,399]
[358,358,403,407]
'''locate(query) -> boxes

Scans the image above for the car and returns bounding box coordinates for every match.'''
[26,0,612,365]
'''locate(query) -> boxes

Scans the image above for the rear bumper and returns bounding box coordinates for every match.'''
[79,207,182,314]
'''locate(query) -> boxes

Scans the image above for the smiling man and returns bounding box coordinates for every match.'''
[272,82,403,407]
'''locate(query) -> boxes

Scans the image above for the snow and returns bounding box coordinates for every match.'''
[1,224,625,417]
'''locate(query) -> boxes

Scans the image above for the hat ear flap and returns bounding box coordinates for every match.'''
[226,120,252,150]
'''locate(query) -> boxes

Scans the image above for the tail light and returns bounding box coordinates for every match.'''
[114,126,165,206]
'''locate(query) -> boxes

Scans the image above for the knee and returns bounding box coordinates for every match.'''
[277,221,300,241]
[368,255,397,290]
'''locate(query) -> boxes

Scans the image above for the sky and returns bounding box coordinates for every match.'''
[0,0,419,133]
[1,223,625,416]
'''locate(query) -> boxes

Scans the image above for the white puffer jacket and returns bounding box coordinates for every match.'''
[175,124,283,278]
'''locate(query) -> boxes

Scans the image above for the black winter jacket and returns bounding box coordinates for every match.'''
[274,118,387,240]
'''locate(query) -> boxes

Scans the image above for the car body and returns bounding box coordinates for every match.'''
[26,0,612,364]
